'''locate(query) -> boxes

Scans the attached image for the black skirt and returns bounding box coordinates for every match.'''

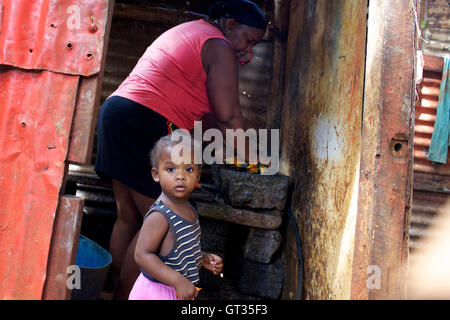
[94,96,177,198]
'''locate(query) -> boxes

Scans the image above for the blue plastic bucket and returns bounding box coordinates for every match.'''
[71,235,112,300]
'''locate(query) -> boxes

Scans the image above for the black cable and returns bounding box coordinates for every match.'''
[287,205,303,300]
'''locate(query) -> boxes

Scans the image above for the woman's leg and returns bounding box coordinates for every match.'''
[110,179,156,300]
[110,179,141,298]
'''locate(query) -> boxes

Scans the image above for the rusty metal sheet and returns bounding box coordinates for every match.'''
[409,189,450,252]
[67,0,114,164]
[0,0,109,76]
[0,68,79,299]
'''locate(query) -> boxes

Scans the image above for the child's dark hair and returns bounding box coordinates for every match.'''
[149,134,203,168]
[208,0,267,30]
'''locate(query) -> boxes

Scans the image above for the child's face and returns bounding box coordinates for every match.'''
[151,145,201,200]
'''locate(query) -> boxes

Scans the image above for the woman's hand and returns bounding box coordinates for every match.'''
[174,276,198,300]
[202,252,223,275]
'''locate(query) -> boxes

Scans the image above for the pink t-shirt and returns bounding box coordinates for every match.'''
[110,19,232,131]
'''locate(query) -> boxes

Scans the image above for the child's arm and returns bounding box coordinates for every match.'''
[134,211,198,300]
[201,252,223,275]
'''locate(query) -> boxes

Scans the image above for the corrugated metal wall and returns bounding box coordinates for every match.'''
[410,55,450,260]
[0,0,111,299]
[421,0,450,58]
[0,69,79,300]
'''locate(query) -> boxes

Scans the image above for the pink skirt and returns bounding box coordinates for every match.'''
[129,273,179,300]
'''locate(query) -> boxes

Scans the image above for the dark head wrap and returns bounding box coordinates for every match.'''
[208,0,267,30]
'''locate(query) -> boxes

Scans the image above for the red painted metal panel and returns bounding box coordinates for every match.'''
[0,0,109,77]
[0,67,79,299]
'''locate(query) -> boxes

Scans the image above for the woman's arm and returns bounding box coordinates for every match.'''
[202,38,245,133]
[202,39,256,163]
[134,211,198,300]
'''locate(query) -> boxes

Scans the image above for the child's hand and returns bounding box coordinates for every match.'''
[202,252,223,275]
[174,276,198,300]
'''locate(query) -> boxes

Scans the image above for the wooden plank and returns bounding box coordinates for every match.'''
[67,0,115,164]
[351,0,416,300]
[266,0,290,130]
[279,0,367,300]
[113,3,206,26]
[42,196,84,300]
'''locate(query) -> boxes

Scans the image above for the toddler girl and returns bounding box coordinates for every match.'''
[129,134,223,300]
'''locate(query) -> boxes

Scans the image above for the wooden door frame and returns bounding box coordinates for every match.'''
[351,0,417,300]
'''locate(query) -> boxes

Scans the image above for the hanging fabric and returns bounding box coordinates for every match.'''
[427,57,450,164]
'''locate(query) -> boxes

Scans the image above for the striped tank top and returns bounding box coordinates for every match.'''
[141,200,202,285]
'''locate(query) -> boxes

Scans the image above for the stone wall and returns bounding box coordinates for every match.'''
[192,166,290,299]
[68,164,290,300]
